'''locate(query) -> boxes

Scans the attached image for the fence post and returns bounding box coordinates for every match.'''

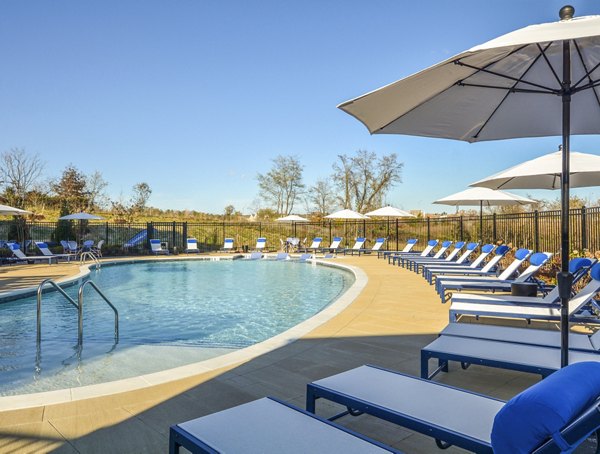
[534,210,539,252]
[259,222,262,238]
[182,222,188,250]
[146,222,153,251]
[328,220,332,244]
[492,213,497,241]
[581,206,587,251]
[105,222,109,244]
[427,217,430,240]
[395,218,399,251]
[459,216,463,241]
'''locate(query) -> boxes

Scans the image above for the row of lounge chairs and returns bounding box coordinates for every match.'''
[171,237,600,452]
[2,240,104,265]
[171,357,600,453]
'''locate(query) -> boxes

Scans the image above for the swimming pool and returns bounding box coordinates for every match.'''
[0,259,355,396]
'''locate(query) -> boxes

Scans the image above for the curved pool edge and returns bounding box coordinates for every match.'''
[0,257,367,411]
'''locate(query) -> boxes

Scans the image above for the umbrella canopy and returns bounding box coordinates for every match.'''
[434,187,536,242]
[59,212,104,221]
[433,187,536,206]
[325,209,370,220]
[0,204,31,216]
[338,6,600,367]
[471,149,600,190]
[276,214,310,222]
[338,10,600,142]
[364,206,415,217]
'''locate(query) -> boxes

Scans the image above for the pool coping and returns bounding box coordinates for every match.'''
[0,256,367,411]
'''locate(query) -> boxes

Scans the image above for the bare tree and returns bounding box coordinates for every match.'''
[257,155,305,215]
[308,179,336,216]
[332,150,403,212]
[0,148,45,208]
[86,171,109,210]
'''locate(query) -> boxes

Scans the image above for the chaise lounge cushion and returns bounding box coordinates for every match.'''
[491,362,600,453]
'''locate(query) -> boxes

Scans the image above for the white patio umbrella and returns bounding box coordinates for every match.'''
[365,206,415,249]
[59,212,104,244]
[325,209,369,220]
[337,5,600,366]
[58,212,104,220]
[433,187,536,241]
[325,209,370,247]
[471,148,600,190]
[0,204,31,216]
[276,214,310,238]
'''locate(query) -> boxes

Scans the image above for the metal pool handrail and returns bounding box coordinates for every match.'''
[78,280,119,343]
[37,278,80,344]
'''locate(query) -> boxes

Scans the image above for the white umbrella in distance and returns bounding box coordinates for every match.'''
[338,5,600,366]
[58,212,104,220]
[325,209,370,220]
[364,206,415,218]
[433,187,536,241]
[276,215,310,222]
[276,214,310,238]
[365,206,415,249]
[325,209,369,247]
[59,212,104,244]
[471,148,600,190]
[0,204,31,216]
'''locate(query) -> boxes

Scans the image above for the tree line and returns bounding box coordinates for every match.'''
[0,148,152,222]
[254,149,404,218]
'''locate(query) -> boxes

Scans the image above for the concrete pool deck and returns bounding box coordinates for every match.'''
[0,255,544,453]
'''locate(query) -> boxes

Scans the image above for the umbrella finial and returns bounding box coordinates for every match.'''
[559,5,575,21]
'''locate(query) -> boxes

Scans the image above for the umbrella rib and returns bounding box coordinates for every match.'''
[455,60,559,94]
[536,43,562,87]
[471,48,547,140]
[457,82,554,94]
[571,41,600,91]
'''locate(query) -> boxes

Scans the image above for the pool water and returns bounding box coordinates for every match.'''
[0,259,354,396]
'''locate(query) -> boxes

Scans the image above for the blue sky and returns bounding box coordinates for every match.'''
[1,0,599,214]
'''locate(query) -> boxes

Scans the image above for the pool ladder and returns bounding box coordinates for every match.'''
[37,278,119,346]
[79,251,101,268]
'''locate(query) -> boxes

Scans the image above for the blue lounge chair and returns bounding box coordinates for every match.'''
[248,251,263,260]
[34,241,75,262]
[274,252,290,261]
[301,237,322,253]
[379,238,417,259]
[150,239,169,255]
[9,244,56,264]
[170,397,398,453]
[421,317,600,380]
[298,253,313,262]
[221,238,235,252]
[344,237,367,255]
[403,241,467,273]
[320,237,343,254]
[390,239,438,265]
[185,238,199,253]
[398,240,452,268]
[307,362,600,453]
[254,237,267,252]
[435,248,534,302]
[424,244,506,284]
[449,261,600,323]
[449,257,593,307]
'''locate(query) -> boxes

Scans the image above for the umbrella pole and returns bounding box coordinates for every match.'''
[558,38,573,368]
[479,200,483,244]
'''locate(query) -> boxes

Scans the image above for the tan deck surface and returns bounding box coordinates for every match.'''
[0,256,544,453]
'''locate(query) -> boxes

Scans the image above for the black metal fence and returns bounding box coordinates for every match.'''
[2,207,599,255]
